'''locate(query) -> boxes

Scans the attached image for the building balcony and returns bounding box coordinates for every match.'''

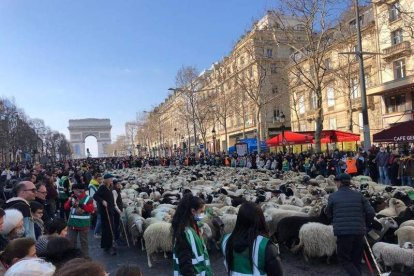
[382,41,411,62]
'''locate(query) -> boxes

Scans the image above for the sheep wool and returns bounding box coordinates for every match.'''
[143,222,173,268]
[372,241,414,268]
[293,222,337,263]
[395,226,414,247]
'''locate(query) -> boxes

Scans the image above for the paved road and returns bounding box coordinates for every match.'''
[89,231,357,276]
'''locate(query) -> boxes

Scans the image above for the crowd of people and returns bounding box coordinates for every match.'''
[0,159,142,275]
[0,144,412,275]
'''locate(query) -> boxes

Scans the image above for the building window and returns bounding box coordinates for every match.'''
[393,59,406,79]
[272,86,278,94]
[298,95,305,114]
[311,91,317,109]
[240,56,245,65]
[365,73,371,88]
[299,123,307,131]
[353,45,358,61]
[385,93,406,113]
[389,1,401,22]
[270,64,277,74]
[329,118,337,130]
[327,86,335,106]
[324,58,332,70]
[273,109,280,120]
[391,29,403,45]
[351,78,360,99]
[266,48,273,58]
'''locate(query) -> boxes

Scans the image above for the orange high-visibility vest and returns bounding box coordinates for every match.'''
[346,159,357,174]
[225,158,230,167]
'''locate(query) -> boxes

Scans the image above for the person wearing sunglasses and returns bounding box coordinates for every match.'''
[3,181,37,240]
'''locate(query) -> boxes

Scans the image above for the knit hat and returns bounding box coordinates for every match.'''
[103,173,114,179]
[334,173,351,184]
[1,209,23,235]
[5,257,55,276]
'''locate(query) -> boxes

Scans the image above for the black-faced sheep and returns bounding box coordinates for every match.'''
[276,206,329,248]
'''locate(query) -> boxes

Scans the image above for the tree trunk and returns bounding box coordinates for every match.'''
[315,111,323,153]
[256,109,261,154]
[242,100,246,139]
[224,124,228,154]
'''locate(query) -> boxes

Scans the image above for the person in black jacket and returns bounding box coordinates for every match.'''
[93,173,116,255]
[171,194,211,276]
[222,202,283,276]
[326,173,375,276]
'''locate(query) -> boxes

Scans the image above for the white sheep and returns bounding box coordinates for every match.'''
[220,214,238,234]
[400,220,414,228]
[292,222,337,264]
[278,204,303,212]
[372,241,414,271]
[143,222,173,268]
[139,192,149,199]
[288,196,304,207]
[130,215,145,250]
[220,206,238,215]
[377,198,406,217]
[395,226,414,247]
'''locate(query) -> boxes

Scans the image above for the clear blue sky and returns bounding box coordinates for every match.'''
[0,0,277,155]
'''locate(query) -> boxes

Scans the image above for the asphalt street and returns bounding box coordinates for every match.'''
[88,231,357,276]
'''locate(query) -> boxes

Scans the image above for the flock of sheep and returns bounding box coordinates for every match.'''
[113,165,414,273]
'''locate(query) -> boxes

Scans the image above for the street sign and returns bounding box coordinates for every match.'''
[199,144,204,149]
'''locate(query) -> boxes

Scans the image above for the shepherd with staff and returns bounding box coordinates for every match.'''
[93,173,117,255]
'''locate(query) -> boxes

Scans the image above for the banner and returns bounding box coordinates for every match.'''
[236,143,248,156]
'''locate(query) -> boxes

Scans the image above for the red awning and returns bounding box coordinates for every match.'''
[266,131,313,146]
[373,120,414,143]
[298,130,360,143]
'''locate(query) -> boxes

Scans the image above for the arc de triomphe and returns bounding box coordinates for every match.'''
[68,119,112,159]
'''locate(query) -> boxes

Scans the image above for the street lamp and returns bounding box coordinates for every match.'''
[212,127,216,154]
[280,113,286,153]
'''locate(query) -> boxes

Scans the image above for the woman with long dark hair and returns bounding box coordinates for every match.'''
[171,193,212,276]
[222,202,283,276]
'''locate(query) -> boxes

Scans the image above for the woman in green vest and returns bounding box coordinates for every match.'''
[171,193,212,276]
[222,202,283,276]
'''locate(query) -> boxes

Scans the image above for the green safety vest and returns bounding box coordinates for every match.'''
[58,176,70,200]
[67,195,92,229]
[173,227,212,276]
[282,161,290,172]
[221,234,269,276]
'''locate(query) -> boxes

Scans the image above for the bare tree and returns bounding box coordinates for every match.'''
[213,82,232,152]
[233,36,281,153]
[175,65,202,152]
[377,1,414,39]
[273,0,339,152]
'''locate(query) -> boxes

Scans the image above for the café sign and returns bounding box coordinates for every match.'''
[393,135,414,142]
